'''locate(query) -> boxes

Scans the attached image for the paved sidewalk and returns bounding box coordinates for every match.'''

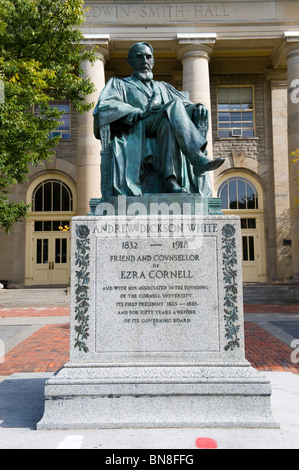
[0,303,298,449]
[1,305,299,376]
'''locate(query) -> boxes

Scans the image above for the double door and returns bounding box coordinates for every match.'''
[241,218,259,282]
[32,231,70,285]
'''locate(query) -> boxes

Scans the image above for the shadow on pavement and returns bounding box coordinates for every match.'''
[0,376,48,429]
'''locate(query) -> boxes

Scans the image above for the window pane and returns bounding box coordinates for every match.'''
[62,185,71,211]
[218,130,230,138]
[35,221,43,231]
[242,129,254,138]
[231,113,242,126]
[218,87,229,104]
[247,183,257,209]
[219,113,230,122]
[36,239,42,264]
[55,238,61,264]
[229,88,241,103]
[61,133,71,140]
[44,221,52,231]
[248,218,256,229]
[219,184,228,209]
[43,182,52,211]
[249,236,255,261]
[58,117,70,131]
[34,186,43,211]
[230,103,241,111]
[52,182,61,211]
[43,239,48,264]
[62,239,67,263]
[51,131,61,138]
[218,103,229,111]
[229,180,238,209]
[238,179,247,209]
[242,111,253,126]
[57,105,69,113]
[242,237,248,261]
[53,220,61,231]
[241,87,252,101]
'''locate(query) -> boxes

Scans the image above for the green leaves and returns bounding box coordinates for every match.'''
[222,225,241,352]
[291,149,299,206]
[74,224,90,353]
[0,196,29,233]
[0,0,96,232]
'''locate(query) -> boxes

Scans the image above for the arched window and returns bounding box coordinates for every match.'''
[217,177,258,210]
[32,179,73,212]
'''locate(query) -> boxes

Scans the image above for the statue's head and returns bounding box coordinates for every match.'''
[127,42,154,82]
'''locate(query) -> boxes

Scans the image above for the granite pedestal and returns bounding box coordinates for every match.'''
[37,200,278,429]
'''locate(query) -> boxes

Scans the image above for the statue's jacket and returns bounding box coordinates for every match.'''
[93,75,211,196]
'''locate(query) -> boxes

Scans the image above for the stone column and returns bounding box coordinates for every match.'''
[76,36,109,216]
[285,33,299,278]
[177,34,216,192]
[266,70,292,280]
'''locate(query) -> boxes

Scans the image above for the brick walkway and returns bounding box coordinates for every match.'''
[0,307,70,317]
[0,324,69,375]
[0,306,298,376]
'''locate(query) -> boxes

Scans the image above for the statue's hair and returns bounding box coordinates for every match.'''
[127,42,154,65]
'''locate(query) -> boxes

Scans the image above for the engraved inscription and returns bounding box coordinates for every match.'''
[94,220,220,354]
[84,2,276,24]
[85,2,231,22]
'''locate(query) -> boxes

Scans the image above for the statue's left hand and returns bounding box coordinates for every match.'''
[138,105,162,120]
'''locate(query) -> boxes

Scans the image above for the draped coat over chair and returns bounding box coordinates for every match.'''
[93,75,212,197]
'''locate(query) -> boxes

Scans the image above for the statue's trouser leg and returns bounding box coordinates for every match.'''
[156,118,182,181]
[145,100,208,171]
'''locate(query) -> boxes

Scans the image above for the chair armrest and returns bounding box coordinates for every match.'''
[99,124,111,151]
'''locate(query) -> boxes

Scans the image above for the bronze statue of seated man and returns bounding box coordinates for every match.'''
[93,42,224,196]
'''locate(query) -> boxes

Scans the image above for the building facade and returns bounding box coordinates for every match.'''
[1,0,299,287]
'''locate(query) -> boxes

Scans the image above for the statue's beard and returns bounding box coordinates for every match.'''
[133,70,153,82]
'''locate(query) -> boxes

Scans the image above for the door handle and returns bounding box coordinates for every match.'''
[48,262,54,270]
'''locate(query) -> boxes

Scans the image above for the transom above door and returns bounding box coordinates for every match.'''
[25,175,75,286]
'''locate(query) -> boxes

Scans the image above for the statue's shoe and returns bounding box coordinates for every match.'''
[164,178,187,193]
[193,156,225,177]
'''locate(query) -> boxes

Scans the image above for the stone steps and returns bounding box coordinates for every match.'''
[1,285,299,307]
[0,288,70,308]
[243,284,299,305]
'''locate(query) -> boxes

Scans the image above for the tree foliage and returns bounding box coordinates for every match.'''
[0,0,96,232]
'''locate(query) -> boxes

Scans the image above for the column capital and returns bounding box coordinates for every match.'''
[82,34,110,61]
[270,32,299,69]
[176,33,216,61]
[284,32,299,60]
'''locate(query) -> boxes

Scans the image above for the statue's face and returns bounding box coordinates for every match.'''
[129,43,154,81]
